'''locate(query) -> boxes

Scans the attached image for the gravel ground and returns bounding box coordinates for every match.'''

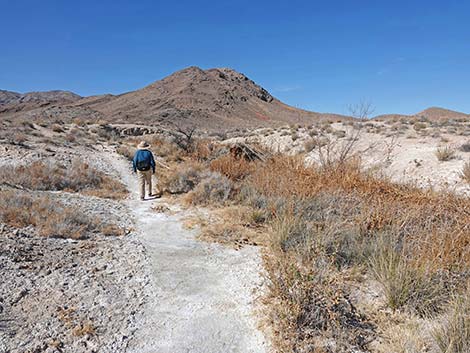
[0,139,152,353]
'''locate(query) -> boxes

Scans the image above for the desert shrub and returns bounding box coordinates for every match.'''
[65,133,76,143]
[51,124,65,133]
[308,129,319,137]
[265,213,374,352]
[435,146,456,161]
[116,144,136,161]
[333,129,347,138]
[186,172,232,205]
[96,125,120,141]
[459,142,470,152]
[69,127,86,138]
[160,162,204,194]
[209,155,255,181]
[72,117,87,127]
[11,132,28,144]
[0,160,127,199]
[447,127,457,134]
[413,122,427,131]
[145,138,184,162]
[461,161,470,183]
[303,139,316,152]
[432,289,470,353]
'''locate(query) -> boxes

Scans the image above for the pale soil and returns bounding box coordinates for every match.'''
[106,151,269,353]
[225,120,470,195]
[0,197,148,353]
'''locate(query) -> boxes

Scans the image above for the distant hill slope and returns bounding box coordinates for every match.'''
[415,107,469,120]
[0,90,82,114]
[82,66,347,130]
[375,107,469,121]
[0,90,21,105]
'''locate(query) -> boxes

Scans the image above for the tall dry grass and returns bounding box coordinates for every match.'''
[432,288,470,353]
[210,154,256,181]
[237,155,470,351]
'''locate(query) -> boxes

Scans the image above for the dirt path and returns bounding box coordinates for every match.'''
[106,152,269,353]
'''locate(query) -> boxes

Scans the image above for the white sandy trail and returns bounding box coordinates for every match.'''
[106,152,268,353]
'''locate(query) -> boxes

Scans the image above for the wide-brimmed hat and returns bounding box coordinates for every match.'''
[137,141,151,150]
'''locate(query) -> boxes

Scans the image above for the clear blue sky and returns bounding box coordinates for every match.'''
[2,0,469,116]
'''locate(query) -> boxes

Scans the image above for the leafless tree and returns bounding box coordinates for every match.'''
[170,122,197,152]
[318,101,375,169]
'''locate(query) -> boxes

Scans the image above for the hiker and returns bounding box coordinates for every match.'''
[133,141,156,200]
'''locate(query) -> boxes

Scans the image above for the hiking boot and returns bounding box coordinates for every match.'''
[140,197,145,201]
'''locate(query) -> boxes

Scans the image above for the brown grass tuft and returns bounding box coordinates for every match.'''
[209,155,256,181]
[432,289,470,353]
[435,145,456,161]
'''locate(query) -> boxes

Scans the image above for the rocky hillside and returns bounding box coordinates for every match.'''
[80,66,347,130]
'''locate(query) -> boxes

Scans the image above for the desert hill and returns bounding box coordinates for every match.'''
[80,66,348,130]
[1,67,468,131]
[375,107,469,121]
[416,107,469,120]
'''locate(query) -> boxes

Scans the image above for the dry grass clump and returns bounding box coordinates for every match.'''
[413,122,427,131]
[376,318,429,353]
[0,191,123,239]
[192,206,267,247]
[370,237,448,315]
[185,172,232,205]
[159,161,204,194]
[0,160,127,199]
[432,289,470,353]
[116,144,136,161]
[461,161,470,183]
[72,322,96,337]
[51,124,65,133]
[435,145,457,161]
[209,155,256,181]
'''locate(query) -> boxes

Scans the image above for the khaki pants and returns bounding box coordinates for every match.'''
[137,169,153,199]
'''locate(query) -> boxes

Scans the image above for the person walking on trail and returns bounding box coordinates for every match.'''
[133,141,156,200]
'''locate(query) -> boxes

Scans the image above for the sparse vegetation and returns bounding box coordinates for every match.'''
[0,160,127,199]
[461,161,470,183]
[210,155,255,181]
[0,190,121,239]
[413,122,427,131]
[432,289,470,353]
[435,145,457,161]
[186,172,232,205]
